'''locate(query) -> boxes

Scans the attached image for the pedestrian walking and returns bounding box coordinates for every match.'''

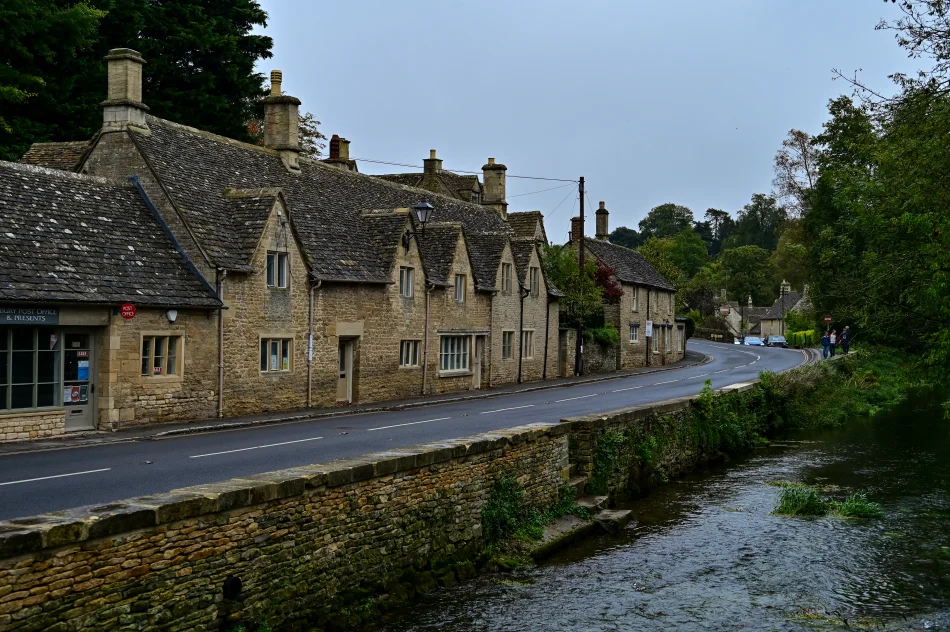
[829,330,837,357]
[821,331,830,359]
[840,326,851,354]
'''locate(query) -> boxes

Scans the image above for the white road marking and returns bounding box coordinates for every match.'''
[714,368,731,373]
[480,405,534,415]
[686,373,710,380]
[612,385,644,393]
[368,417,452,432]
[554,394,597,403]
[654,380,679,385]
[190,436,323,459]
[0,468,111,487]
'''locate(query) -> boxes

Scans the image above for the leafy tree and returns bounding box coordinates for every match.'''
[593,261,623,305]
[638,203,694,240]
[718,245,776,308]
[541,244,602,329]
[607,226,641,250]
[0,0,105,160]
[770,222,810,290]
[681,265,721,319]
[0,0,274,160]
[703,208,735,256]
[722,194,788,252]
[878,0,950,95]
[668,229,709,277]
[773,129,819,217]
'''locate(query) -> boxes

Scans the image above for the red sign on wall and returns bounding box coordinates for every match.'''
[119,303,137,319]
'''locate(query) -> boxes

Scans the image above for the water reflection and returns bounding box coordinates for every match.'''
[371,393,950,631]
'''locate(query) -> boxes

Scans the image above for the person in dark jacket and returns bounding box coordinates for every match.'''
[821,332,831,359]
[840,326,851,354]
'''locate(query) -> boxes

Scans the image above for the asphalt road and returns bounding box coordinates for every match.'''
[0,341,806,520]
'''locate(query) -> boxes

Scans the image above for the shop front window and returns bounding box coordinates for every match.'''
[0,327,62,410]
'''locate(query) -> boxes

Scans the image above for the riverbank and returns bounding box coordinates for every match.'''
[369,387,950,632]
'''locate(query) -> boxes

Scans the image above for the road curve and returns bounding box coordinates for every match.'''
[0,341,805,520]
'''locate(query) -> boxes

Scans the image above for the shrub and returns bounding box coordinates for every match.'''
[586,324,620,347]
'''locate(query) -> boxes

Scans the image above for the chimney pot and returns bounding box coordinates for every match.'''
[329,134,341,160]
[488,157,495,165]
[423,149,442,175]
[339,138,350,161]
[599,200,605,210]
[270,70,283,95]
[429,149,437,159]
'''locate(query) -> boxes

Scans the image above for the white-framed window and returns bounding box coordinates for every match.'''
[260,338,292,373]
[439,336,469,372]
[501,263,513,295]
[454,274,466,303]
[678,326,685,352]
[142,335,181,377]
[665,326,672,353]
[502,331,514,360]
[399,266,414,298]
[628,323,639,343]
[631,286,638,312]
[529,267,540,297]
[521,330,534,359]
[653,331,659,353]
[399,340,420,367]
[266,252,289,289]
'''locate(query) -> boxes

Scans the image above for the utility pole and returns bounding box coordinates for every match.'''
[574,177,585,377]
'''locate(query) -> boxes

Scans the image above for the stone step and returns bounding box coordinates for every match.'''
[528,514,598,561]
[594,509,634,533]
[567,476,588,498]
[576,495,608,512]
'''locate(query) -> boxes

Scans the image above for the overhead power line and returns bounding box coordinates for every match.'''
[351,157,578,183]
[508,182,575,199]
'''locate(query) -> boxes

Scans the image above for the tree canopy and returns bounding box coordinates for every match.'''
[638,203,695,240]
[0,0,274,161]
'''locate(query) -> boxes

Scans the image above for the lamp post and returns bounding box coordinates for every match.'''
[402,200,434,250]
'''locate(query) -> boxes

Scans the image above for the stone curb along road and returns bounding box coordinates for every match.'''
[0,349,714,455]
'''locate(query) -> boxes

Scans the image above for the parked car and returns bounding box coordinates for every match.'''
[765,335,788,348]
[743,336,764,346]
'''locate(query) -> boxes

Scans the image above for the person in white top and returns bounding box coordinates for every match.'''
[829,330,837,357]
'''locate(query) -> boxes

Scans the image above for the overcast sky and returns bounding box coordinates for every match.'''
[256,1,920,242]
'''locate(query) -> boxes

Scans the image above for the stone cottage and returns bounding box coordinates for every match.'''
[757,281,808,338]
[9,48,561,437]
[568,204,686,369]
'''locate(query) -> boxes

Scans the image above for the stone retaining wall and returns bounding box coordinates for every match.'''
[0,423,569,631]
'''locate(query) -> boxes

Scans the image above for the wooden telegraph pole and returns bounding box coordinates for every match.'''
[574,177,585,376]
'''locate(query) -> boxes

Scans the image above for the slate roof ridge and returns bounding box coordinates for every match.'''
[2,159,131,188]
[223,187,283,198]
[360,208,410,216]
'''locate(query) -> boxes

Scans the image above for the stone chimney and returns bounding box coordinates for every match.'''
[482,157,508,220]
[570,216,583,244]
[595,200,609,240]
[423,149,442,175]
[325,134,357,171]
[780,279,791,296]
[102,48,149,131]
[262,70,301,173]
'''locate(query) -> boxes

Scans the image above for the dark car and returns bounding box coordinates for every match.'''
[765,335,788,348]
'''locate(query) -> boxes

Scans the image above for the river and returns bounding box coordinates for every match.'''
[370,392,950,631]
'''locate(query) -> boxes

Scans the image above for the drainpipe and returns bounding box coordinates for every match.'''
[217,269,227,418]
[421,282,434,395]
[487,292,494,388]
[307,280,321,408]
[542,296,550,380]
[517,284,528,384]
[645,288,651,368]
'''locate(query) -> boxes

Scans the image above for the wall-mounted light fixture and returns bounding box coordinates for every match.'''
[402,199,434,250]
[166,309,178,324]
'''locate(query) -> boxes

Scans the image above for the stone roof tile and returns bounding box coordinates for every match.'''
[584,238,676,291]
[0,161,221,307]
[19,142,89,171]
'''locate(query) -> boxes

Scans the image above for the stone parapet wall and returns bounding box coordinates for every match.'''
[0,423,569,631]
[0,410,65,442]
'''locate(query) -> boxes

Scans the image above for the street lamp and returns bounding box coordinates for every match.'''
[402,200,434,250]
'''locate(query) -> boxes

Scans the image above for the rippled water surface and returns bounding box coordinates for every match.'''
[371,393,950,631]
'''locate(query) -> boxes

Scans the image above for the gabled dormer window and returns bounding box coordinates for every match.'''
[266,252,288,289]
